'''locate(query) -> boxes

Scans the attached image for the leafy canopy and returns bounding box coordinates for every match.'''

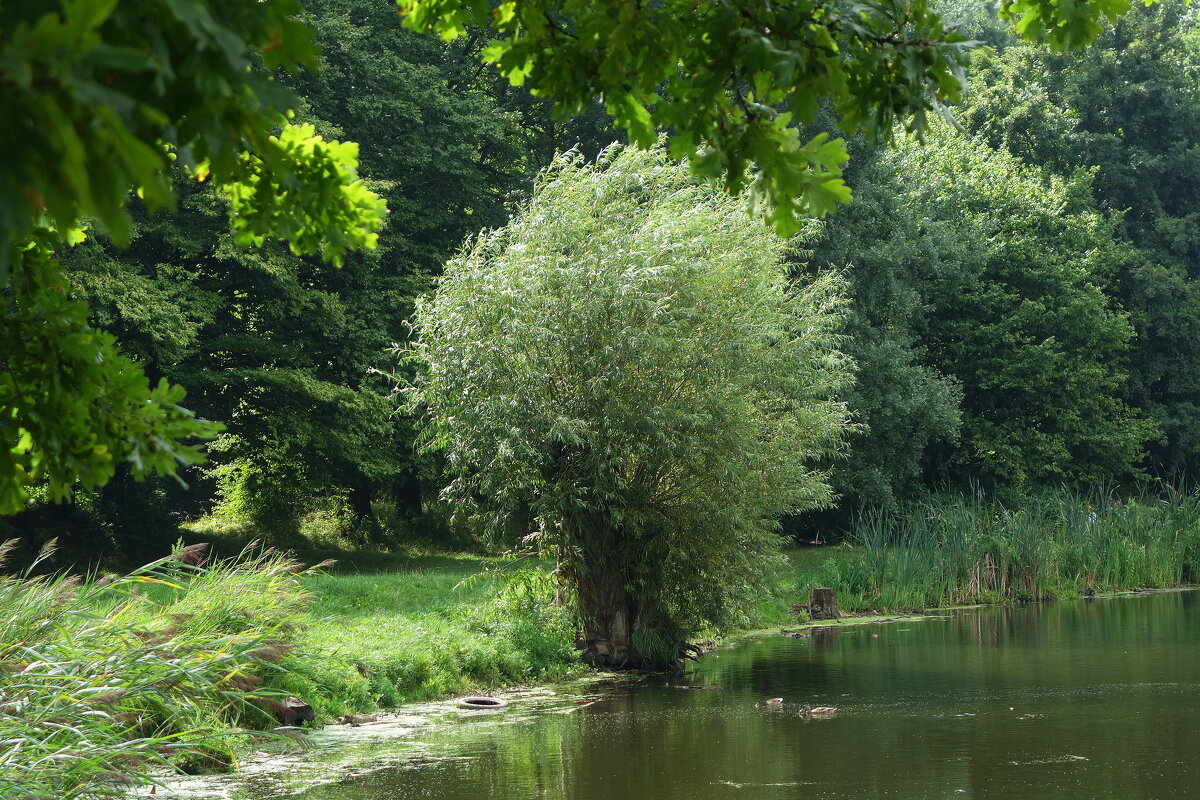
[811,126,1152,495]
[400,0,1158,235]
[961,0,1200,477]
[0,0,387,514]
[0,0,386,267]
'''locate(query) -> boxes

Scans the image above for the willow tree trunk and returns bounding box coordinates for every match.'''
[570,514,638,668]
[565,512,694,669]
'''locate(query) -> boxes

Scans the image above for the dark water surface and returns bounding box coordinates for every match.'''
[197,593,1200,800]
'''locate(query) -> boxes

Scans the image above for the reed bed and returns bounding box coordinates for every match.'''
[813,490,1200,612]
[0,541,316,799]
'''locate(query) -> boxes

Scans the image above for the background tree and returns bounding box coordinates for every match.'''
[0,0,387,514]
[411,146,853,667]
[807,127,1152,507]
[961,0,1200,478]
[40,0,619,551]
[400,0,1153,234]
[1,0,1164,518]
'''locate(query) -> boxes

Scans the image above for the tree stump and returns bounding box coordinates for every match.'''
[809,588,840,621]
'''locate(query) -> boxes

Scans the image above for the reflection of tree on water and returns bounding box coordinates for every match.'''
[810,625,841,651]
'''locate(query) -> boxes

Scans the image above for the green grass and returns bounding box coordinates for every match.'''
[173,519,584,714]
[282,556,580,717]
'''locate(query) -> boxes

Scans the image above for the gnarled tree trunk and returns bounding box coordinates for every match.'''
[566,513,690,670]
[572,514,638,668]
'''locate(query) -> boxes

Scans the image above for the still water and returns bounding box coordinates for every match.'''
[185,592,1200,800]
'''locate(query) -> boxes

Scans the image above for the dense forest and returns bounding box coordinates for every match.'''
[5,0,1199,564]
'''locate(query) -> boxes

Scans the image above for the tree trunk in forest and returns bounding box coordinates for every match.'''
[348,475,375,521]
[391,470,423,517]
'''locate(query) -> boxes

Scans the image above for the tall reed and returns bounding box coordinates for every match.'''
[816,489,1200,612]
[0,541,316,799]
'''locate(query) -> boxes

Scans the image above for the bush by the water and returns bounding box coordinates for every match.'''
[813,490,1200,611]
[0,542,316,798]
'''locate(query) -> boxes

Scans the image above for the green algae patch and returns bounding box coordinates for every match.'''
[148,681,631,799]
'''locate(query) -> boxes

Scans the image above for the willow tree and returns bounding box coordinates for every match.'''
[410,147,852,668]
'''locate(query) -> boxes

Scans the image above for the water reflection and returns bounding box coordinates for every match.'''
[212,593,1200,800]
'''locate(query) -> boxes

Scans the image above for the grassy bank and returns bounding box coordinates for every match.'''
[2,544,579,798]
[281,556,579,718]
[790,491,1200,612]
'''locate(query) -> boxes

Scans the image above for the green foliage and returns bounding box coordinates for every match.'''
[900,131,1153,487]
[400,0,977,235]
[803,154,963,512]
[400,0,1155,235]
[55,2,600,541]
[962,0,1200,478]
[411,145,853,660]
[0,0,385,264]
[0,0,387,515]
[63,177,405,541]
[999,0,1149,51]
[0,236,219,514]
[223,123,387,266]
[0,542,316,798]
[808,126,1152,499]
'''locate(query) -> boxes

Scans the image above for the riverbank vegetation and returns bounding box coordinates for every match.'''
[0,544,314,797]
[0,542,582,798]
[6,0,1200,795]
[7,484,1200,796]
[808,490,1200,612]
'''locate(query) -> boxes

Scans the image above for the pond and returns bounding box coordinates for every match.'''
[167,592,1200,800]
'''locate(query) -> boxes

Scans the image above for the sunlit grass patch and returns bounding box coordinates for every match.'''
[291,560,580,713]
